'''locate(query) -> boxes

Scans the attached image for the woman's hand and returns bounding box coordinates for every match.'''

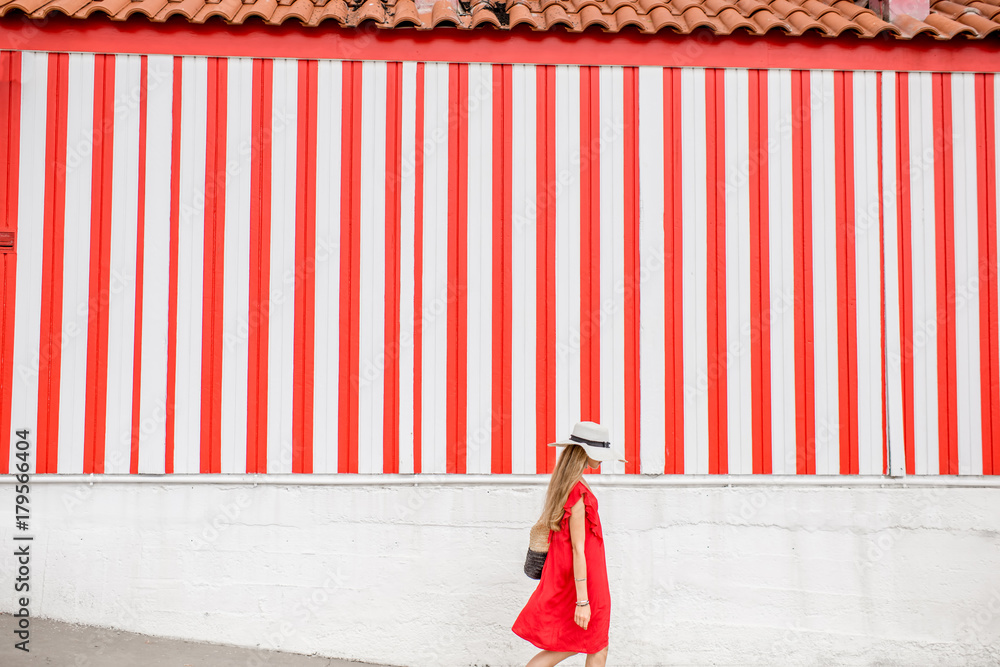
[574,603,591,630]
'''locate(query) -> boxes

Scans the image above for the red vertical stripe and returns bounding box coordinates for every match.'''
[293,59,317,474]
[199,57,227,474]
[705,68,728,475]
[0,51,22,474]
[413,62,424,475]
[834,71,860,475]
[83,54,116,474]
[750,70,764,475]
[896,73,916,476]
[383,61,402,474]
[663,67,684,474]
[749,70,773,475]
[165,57,182,474]
[129,56,149,474]
[338,61,362,474]
[37,54,69,473]
[623,66,640,474]
[248,58,272,473]
[536,65,556,474]
[447,63,468,475]
[579,66,601,424]
[792,70,816,475]
[491,64,513,474]
[933,73,959,475]
[980,74,1000,476]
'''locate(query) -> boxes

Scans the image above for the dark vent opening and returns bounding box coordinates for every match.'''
[488,0,509,25]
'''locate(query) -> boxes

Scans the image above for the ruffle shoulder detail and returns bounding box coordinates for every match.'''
[560,481,603,540]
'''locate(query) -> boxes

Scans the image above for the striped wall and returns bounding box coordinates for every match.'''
[1,51,998,476]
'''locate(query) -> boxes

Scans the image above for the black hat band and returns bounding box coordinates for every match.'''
[569,434,611,449]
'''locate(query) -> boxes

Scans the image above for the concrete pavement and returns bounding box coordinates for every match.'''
[0,615,398,667]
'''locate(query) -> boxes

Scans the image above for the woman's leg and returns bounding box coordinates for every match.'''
[584,646,608,667]
[526,650,576,667]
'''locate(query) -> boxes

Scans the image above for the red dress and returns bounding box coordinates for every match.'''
[512,480,610,654]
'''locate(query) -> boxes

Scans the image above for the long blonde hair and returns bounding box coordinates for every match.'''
[538,445,590,532]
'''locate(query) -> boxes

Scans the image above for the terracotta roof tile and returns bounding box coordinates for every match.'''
[734,0,770,16]
[648,5,684,29]
[956,6,1000,28]
[784,8,828,33]
[542,2,575,27]
[469,3,502,26]
[351,0,388,23]
[192,0,240,20]
[611,3,647,28]
[751,8,793,31]
[269,0,313,22]
[579,2,612,27]
[2,0,45,14]
[970,1,1000,18]
[816,6,862,32]
[933,0,976,16]
[3,0,1000,39]
[605,0,635,12]
[78,0,132,17]
[152,0,208,20]
[923,9,979,35]
[765,0,804,19]
[53,0,103,15]
[506,2,539,27]
[677,4,715,28]
[716,4,756,30]
[232,0,276,21]
[892,11,940,35]
[113,0,171,19]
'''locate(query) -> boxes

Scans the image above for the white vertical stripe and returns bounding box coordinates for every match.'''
[681,68,709,475]
[638,66,666,475]
[220,56,252,474]
[313,60,342,473]
[556,65,582,435]
[267,59,297,475]
[422,62,449,474]
[952,72,983,476]
[173,56,208,474]
[57,52,94,475]
[881,71,906,478]
[853,71,884,476]
[554,65,570,450]
[137,54,174,474]
[599,66,626,475]
[398,61,416,475]
[104,53,143,474]
[909,72,939,475]
[466,63,492,475]
[724,68,752,475]
[358,60,386,475]
[768,69,796,475]
[10,51,48,474]
[810,70,840,475]
[511,64,536,474]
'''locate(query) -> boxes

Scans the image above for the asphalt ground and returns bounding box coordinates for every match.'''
[0,614,397,667]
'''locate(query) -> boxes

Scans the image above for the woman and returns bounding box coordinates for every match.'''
[512,421,627,667]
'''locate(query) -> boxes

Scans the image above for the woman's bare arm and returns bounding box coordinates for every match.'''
[569,497,587,598]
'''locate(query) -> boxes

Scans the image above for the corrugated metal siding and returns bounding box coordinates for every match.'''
[1,52,998,475]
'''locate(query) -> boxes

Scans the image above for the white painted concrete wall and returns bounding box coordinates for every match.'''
[0,475,998,666]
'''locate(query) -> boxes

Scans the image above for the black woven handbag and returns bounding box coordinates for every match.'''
[523,521,550,580]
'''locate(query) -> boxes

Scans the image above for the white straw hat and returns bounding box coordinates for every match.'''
[547,421,627,463]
